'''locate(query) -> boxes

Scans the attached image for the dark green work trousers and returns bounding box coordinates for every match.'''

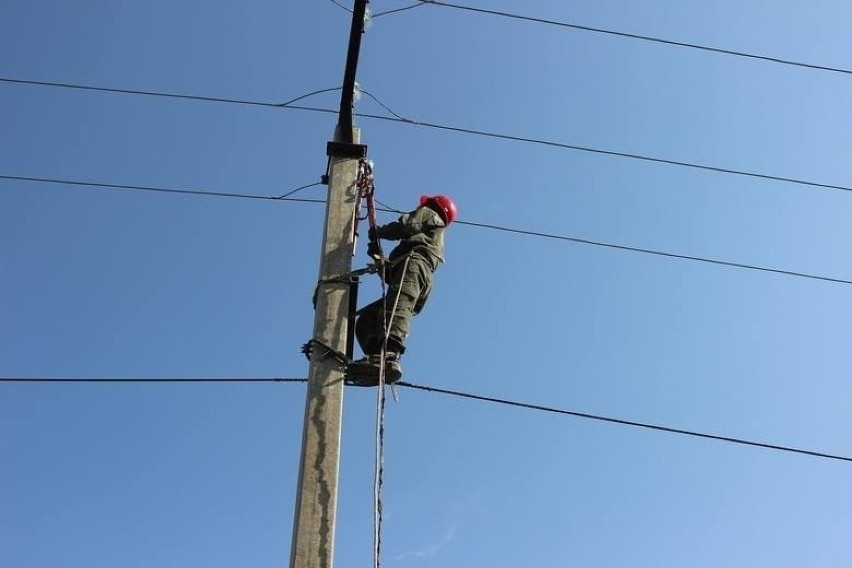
[355,254,434,355]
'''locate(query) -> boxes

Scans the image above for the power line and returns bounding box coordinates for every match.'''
[0,174,326,203]
[6,76,851,197]
[396,381,852,464]
[4,173,851,287]
[0,78,338,109]
[357,109,852,196]
[0,377,307,383]
[357,88,852,196]
[421,0,852,77]
[376,195,852,285]
[3,376,850,464]
[454,218,852,286]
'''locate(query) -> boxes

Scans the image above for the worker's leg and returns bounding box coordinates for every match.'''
[355,298,384,355]
[384,257,432,353]
[350,297,398,383]
[350,299,403,383]
[384,291,416,354]
[348,257,433,384]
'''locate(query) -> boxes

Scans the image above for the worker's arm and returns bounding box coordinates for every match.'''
[375,207,444,240]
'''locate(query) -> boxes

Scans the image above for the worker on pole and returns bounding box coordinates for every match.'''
[347,194,458,383]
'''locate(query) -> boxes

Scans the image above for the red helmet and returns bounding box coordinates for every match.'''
[420,194,458,226]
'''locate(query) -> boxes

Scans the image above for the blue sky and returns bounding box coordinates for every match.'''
[2,1,852,566]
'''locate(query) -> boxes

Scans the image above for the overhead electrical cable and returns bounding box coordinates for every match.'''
[357,110,852,196]
[4,174,851,287]
[371,196,852,285]
[3,376,850,464]
[0,377,307,383]
[357,87,852,195]
[420,0,852,76]
[396,381,852,463]
[4,76,851,196]
[453,218,852,286]
[0,174,325,203]
[0,78,338,109]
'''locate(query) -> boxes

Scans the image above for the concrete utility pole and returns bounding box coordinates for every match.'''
[289,128,361,568]
[289,2,369,567]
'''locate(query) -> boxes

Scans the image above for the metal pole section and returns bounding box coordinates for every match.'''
[289,129,360,568]
[337,0,369,143]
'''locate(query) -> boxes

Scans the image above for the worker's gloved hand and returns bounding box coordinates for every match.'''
[368,226,379,242]
[367,240,382,259]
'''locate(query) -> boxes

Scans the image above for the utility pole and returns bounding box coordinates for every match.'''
[290,2,369,567]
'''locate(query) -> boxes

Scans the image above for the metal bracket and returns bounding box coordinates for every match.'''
[319,262,383,285]
[326,141,368,159]
[301,339,349,366]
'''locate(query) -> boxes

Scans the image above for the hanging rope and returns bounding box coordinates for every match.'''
[376,255,412,568]
[355,158,389,568]
[354,158,414,568]
[372,360,387,568]
[373,259,388,568]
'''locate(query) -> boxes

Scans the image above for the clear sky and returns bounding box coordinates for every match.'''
[3,1,852,566]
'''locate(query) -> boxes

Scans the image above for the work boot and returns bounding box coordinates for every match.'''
[346,353,402,385]
[383,352,402,383]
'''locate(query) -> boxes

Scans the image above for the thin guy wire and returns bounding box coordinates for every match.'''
[276,181,323,199]
[374,198,404,214]
[5,77,852,196]
[327,0,353,13]
[373,2,428,18]
[4,376,851,464]
[422,0,852,76]
[396,381,852,464]
[359,88,414,121]
[278,87,341,107]
[0,175,326,204]
[5,174,852,287]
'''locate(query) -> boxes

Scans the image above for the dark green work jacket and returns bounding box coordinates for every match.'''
[376,205,446,271]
